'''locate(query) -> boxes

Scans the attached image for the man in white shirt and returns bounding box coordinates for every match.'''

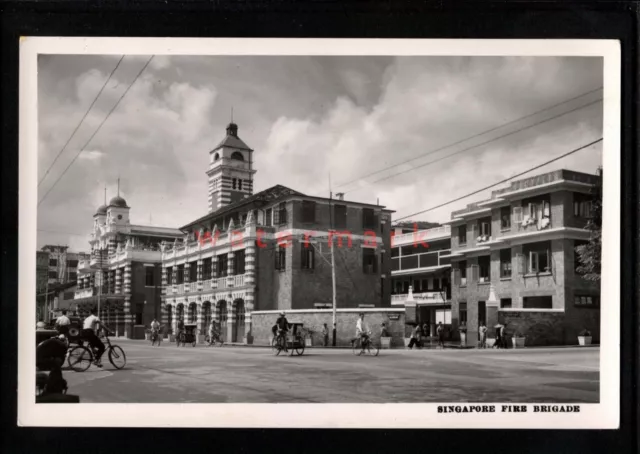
[355,313,371,347]
[81,308,106,367]
[55,310,71,336]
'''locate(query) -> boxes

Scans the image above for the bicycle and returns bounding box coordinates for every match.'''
[204,332,224,347]
[271,331,305,356]
[352,334,380,356]
[67,330,127,372]
[149,326,164,347]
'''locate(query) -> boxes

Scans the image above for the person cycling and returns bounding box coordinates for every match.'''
[81,308,111,367]
[207,320,220,343]
[55,310,71,337]
[275,312,290,352]
[355,313,371,351]
[150,318,161,342]
[177,317,185,339]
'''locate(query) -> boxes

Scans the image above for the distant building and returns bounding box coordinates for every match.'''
[36,245,85,321]
[390,224,452,337]
[36,250,50,321]
[74,190,182,338]
[445,169,601,346]
[162,123,394,343]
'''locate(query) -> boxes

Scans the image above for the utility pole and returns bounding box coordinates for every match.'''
[329,173,337,347]
[97,246,102,320]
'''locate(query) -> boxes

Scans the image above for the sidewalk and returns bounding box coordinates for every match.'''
[117,337,599,351]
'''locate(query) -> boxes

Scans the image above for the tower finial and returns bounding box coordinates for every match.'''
[231,106,234,123]
[104,185,107,205]
[117,176,120,197]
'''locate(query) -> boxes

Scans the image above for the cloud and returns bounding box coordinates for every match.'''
[36,55,603,252]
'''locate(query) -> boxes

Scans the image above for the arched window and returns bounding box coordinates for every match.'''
[230,151,244,161]
[214,153,220,161]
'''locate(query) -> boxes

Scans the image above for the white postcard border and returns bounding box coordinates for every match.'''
[18,37,620,429]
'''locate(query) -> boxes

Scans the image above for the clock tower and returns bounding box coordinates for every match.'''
[207,122,256,212]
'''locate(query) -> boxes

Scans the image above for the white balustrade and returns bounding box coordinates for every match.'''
[189,282,197,293]
[390,291,446,304]
[234,274,245,287]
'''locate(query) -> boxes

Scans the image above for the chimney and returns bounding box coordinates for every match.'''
[335,192,344,201]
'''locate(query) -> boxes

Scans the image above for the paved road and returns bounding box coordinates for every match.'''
[63,340,599,403]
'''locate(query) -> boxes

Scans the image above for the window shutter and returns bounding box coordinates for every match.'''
[513,206,523,223]
[470,264,479,282]
[453,268,461,286]
[543,201,550,217]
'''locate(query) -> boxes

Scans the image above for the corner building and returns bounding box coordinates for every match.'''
[445,169,601,346]
[161,123,394,343]
[74,195,183,337]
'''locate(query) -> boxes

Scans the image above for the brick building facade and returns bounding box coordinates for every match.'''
[161,123,393,343]
[446,169,601,346]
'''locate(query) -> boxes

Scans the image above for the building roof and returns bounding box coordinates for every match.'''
[95,204,108,215]
[451,168,599,219]
[181,184,393,232]
[181,184,305,231]
[108,196,129,208]
[128,224,183,237]
[211,123,253,152]
[394,220,441,230]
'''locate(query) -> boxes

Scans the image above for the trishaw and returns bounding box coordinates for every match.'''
[177,323,198,347]
[271,322,305,356]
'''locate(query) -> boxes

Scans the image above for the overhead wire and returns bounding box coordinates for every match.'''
[38,55,155,207]
[38,55,126,187]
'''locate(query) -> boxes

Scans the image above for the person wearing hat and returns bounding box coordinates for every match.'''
[275,311,290,352]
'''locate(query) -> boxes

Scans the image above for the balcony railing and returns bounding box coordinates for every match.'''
[391,249,452,272]
[165,274,247,295]
[393,225,451,246]
[391,291,447,304]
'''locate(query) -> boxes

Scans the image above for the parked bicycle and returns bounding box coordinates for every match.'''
[352,335,380,356]
[67,330,126,372]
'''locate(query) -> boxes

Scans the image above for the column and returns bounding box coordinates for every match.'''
[161,302,169,337]
[161,265,168,296]
[228,252,235,278]
[211,253,218,289]
[123,262,133,338]
[227,300,235,343]
[115,267,123,294]
[244,242,256,341]
[184,262,191,292]
[196,302,204,342]
[196,259,203,292]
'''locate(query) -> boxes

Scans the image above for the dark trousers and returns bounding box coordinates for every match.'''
[408,337,421,349]
[81,329,105,360]
[323,335,329,347]
[437,334,445,347]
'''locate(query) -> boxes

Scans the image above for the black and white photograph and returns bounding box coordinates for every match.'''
[19,38,621,428]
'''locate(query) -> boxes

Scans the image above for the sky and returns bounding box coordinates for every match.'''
[36,54,604,252]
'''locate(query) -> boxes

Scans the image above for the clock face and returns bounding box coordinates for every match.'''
[118,215,123,220]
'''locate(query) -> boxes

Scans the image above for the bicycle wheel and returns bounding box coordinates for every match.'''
[204,335,211,346]
[367,342,380,357]
[68,346,92,372]
[108,345,127,369]
[352,339,363,356]
[295,337,305,356]
[271,337,282,356]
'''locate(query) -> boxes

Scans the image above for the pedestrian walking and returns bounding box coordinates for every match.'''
[479,322,487,348]
[407,324,421,349]
[321,323,329,347]
[494,323,504,349]
[380,322,389,338]
[436,322,445,349]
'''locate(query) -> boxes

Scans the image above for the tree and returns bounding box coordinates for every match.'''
[575,167,602,281]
